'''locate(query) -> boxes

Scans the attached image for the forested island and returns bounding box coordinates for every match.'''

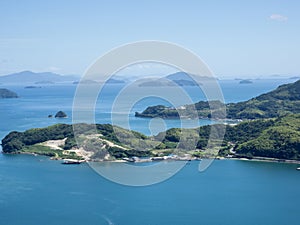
[136,79,300,119]
[2,114,300,162]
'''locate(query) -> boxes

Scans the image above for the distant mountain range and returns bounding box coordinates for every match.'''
[0,71,129,85]
[0,71,216,86]
[0,71,79,84]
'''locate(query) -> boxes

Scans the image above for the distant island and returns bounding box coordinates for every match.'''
[106,78,125,84]
[0,88,18,98]
[73,79,98,85]
[166,72,214,82]
[55,111,67,118]
[239,79,253,84]
[35,81,55,84]
[136,79,300,120]
[2,114,300,162]
[138,79,174,87]
[138,78,200,87]
[138,72,214,87]
[73,78,125,85]
[25,86,41,89]
[173,79,200,86]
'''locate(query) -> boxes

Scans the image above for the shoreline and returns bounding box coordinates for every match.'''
[2,151,300,165]
[225,157,300,165]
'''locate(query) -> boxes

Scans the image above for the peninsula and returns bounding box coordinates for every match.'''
[2,114,300,162]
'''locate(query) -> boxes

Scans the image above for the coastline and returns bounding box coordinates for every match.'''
[2,151,300,166]
[226,156,300,165]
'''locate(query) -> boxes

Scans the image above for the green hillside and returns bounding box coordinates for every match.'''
[136,80,300,119]
[233,114,300,159]
[2,114,300,161]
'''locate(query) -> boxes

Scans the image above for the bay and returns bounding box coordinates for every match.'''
[0,78,292,138]
[0,78,299,225]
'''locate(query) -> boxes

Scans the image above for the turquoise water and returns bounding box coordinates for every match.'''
[0,78,299,225]
[0,79,292,138]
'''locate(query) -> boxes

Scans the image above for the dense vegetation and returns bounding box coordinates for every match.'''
[1,123,155,160]
[2,114,300,161]
[1,124,73,153]
[136,80,300,119]
[156,114,300,160]
[233,114,300,159]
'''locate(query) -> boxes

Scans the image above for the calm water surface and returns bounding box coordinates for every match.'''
[0,154,299,225]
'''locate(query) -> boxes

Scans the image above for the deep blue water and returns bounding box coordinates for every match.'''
[0,78,299,225]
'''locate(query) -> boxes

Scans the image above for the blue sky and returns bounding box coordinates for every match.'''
[0,0,299,78]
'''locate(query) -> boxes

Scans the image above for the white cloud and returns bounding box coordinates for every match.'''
[269,14,288,22]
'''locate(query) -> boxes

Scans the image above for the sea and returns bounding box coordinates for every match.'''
[1,78,300,225]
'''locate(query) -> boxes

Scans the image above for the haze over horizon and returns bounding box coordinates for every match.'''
[0,69,298,81]
[0,0,299,78]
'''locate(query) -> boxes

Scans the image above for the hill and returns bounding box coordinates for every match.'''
[1,124,155,160]
[2,114,300,161]
[136,79,300,119]
[137,72,215,87]
[225,114,300,160]
[226,79,300,119]
[166,72,214,82]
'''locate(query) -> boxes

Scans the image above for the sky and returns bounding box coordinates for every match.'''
[0,0,299,78]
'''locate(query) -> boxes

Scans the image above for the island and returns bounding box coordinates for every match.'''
[173,79,200,86]
[0,88,18,98]
[137,72,204,87]
[35,81,55,84]
[25,86,42,89]
[138,79,200,87]
[136,79,300,120]
[55,111,67,118]
[73,79,98,85]
[106,78,125,84]
[73,78,126,85]
[239,79,253,84]
[166,71,214,82]
[2,114,300,162]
